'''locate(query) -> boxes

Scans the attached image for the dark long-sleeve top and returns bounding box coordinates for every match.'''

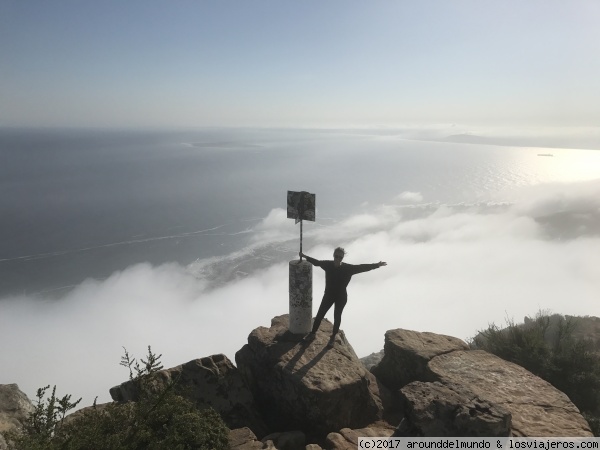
[304,255,378,298]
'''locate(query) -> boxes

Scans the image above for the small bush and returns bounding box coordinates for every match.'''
[8,346,230,450]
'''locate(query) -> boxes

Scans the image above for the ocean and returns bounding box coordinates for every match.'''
[1,126,599,406]
[2,126,596,297]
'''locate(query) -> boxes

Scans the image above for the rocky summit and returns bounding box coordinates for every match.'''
[235,315,388,438]
[0,316,594,449]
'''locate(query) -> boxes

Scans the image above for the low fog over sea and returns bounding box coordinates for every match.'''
[1,126,599,407]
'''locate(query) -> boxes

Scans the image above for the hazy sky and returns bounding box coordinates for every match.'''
[2,0,599,128]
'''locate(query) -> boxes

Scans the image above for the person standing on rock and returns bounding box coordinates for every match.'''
[300,247,387,347]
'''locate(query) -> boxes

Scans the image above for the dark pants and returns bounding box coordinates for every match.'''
[311,294,347,335]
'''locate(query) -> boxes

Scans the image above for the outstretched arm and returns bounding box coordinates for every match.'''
[349,261,387,275]
[299,252,323,267]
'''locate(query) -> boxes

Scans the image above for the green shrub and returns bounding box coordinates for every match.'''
[471,312,600,436]
[8,347,230,450]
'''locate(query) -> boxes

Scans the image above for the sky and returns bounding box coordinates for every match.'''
[1,0,600,128]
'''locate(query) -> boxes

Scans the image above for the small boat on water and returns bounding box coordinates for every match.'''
[537,153,554,157]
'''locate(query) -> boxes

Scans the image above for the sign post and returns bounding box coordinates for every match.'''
[287,191,316,334]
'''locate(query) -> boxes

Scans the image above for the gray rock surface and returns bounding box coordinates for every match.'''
[110,353,267,437]
[426,350,593,437]
[235,315,384,438]
[305,445,323,450]
[371,329,469,390]
[398,380,511,436]
[325,424,395,450]
[360,349,385,371]
[229,427,263,450]
[0,384,34,450]
[63,401,112,425]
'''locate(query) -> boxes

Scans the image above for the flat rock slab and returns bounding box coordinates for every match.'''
[398,381,511,436]
[235,315,384,437]
[426,350,593,437]
[371,329,469,390]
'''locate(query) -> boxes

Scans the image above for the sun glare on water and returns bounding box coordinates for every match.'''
[531,148,600,183]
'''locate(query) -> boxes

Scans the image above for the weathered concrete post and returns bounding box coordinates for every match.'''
[287,190,316,334]
[289,260,312,333]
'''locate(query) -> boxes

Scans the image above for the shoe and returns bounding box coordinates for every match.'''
[301,333,316,344]
[326,335,336,348]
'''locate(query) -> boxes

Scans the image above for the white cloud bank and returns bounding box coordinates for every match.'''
[395,191,424,203]
[1,180,599,409]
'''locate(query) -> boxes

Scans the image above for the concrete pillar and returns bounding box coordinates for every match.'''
[289,260,312,334]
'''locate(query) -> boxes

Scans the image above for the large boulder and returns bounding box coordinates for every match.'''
[229,427,263,450]
[0,384,34,450]
[397,381,511,436]
[110,353,267,437]
[426,350,593,437]
[235,315,384,438]
[370,329,592,437]
[371,329,469,390]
